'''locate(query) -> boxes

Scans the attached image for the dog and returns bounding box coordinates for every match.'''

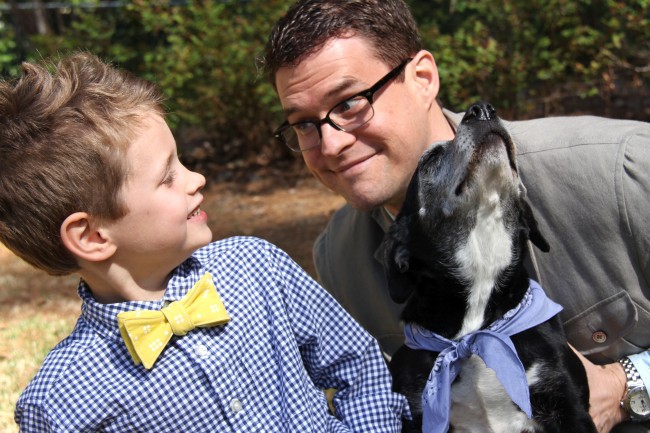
[379,102,597,433]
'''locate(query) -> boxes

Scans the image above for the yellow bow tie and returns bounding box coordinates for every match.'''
[117,272,230,369]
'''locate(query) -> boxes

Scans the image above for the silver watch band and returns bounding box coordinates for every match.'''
[620,356,644,388]
[619,356,650,422]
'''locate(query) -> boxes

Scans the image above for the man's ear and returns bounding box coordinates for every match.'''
[409,50,440,107]
[60,212,117,262]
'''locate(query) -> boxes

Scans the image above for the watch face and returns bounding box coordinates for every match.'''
[629,389,650,416]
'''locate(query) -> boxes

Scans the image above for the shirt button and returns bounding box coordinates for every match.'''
[195,344,210,358]
[592,331,607,344]
[230,398,243,413]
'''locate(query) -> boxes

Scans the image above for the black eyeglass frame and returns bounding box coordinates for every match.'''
[273,58,413,152]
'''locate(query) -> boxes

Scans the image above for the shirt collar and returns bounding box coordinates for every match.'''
[78,256,204,341]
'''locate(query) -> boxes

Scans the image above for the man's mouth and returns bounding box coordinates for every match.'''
[332,153,375,175]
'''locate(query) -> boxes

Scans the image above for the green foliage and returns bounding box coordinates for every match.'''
[0,0,648,165]
[131,0,290,163]
[409,0,650,118]
[0,9,19,77]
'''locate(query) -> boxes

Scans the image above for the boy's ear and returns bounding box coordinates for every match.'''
[409,50,440,107]
[60,212,117,262]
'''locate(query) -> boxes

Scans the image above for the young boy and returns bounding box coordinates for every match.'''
[1,53,406,432]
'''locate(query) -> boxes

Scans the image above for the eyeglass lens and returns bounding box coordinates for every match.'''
[276,58,411,152]
[282,97,374,151]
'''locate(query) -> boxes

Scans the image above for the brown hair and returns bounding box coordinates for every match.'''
[0,52,164,275]
[262,0,422,87]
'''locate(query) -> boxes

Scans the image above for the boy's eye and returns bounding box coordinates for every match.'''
[162,170,177,186]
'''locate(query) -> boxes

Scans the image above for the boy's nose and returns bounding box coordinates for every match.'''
[189,170,206,193]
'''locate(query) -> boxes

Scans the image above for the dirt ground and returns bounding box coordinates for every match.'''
[0,172,346,315]
[205,173,346,277]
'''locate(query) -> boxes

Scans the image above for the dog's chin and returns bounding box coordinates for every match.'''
[442,141,519,216]
[456,133,517,194]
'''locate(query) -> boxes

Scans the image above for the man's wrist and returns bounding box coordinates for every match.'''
[571,346,628,431]
[619,356,650,422]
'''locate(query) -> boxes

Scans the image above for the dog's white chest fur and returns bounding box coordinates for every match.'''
[454,188,513,338]
[450,357,541,432]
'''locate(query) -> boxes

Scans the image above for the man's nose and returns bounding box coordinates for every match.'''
[319,123,355,156]
[461,101,496,123]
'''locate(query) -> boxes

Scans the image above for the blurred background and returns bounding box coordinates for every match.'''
[1,0,649,431]
[1,0,648,180]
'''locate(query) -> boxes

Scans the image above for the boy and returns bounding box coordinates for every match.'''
[0,53,405,432]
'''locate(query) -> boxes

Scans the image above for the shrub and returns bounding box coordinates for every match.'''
[2,0,648,169]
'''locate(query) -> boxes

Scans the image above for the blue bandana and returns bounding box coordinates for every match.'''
[403,280,563,433]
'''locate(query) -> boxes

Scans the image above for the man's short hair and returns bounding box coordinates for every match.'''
[263,0,422,87]
[0,52,164,275]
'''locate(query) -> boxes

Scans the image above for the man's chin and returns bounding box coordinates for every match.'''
[342,192,387,212]
[315,173,390,211]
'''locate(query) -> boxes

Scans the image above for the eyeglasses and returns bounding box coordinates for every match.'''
[274,58,413,152]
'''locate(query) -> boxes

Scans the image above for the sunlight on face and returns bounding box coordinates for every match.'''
[104,112,212,275]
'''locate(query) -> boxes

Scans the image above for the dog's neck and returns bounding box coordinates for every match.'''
[401,262,531,339]
[400,229,532,339]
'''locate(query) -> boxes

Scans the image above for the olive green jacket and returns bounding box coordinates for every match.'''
[314,110,650,431]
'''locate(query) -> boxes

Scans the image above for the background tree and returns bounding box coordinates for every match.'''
[0,0,648,175]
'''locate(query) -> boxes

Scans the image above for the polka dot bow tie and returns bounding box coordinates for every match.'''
[117,272,230,369]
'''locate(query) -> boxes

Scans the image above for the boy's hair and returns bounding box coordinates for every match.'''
[263,0,422,87]
[0,52,164,276]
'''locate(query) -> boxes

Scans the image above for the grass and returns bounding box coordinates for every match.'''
[0,244,80,433]
[0,310,78,432]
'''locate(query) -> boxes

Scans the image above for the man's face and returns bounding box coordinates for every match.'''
[275,36,452,214]
[104,112,213,278]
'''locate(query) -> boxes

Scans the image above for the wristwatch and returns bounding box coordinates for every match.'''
[619,356,650,422]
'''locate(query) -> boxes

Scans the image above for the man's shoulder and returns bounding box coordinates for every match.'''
[446,107,649,152]
[505,115,649,154]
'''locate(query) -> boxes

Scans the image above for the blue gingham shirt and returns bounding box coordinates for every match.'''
[15,237,405,432]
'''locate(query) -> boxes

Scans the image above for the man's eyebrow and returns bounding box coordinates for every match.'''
[283,76,360,119]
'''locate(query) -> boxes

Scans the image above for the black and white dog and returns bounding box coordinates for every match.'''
[380,102,597,433]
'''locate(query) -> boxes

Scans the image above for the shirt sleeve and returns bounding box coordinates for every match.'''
[15,403,55,433]
[267,242,406,433]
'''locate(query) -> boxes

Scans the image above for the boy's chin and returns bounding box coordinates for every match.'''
[185,231,214,256]
[194,235,213,251]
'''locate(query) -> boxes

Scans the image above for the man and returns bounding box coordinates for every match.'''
[262,1,650,432]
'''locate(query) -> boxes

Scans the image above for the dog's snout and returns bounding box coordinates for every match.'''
[462,102,497,122]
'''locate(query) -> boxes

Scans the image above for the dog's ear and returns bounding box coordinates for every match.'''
[379,217,418,303]
[520,199,550,252]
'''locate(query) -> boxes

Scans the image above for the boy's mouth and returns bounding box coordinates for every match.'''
[188,207,202,219]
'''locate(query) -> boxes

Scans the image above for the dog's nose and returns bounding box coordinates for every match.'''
[462,102,497,122]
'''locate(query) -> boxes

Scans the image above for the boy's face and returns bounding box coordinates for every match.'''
[104,112,212,275]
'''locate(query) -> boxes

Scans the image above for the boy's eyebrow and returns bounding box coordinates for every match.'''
[159,151,175,181]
